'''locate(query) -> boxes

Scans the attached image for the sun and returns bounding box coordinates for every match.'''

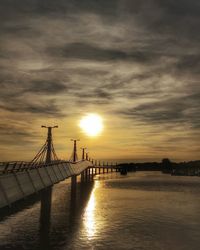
[79,114,103,137]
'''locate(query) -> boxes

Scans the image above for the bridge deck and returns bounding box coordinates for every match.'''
[0,161,92,209]
[0,161,116,209]
[0,161,116,175]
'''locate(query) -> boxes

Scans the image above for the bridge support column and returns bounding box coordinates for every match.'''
[90,168,92,178]
[87,168,90,181]
[84,169,87,182]
[88,168,91,180]
[39,187,52,249]
[107,168,109,173]
[92,168,94,179]
[91,168,94,180]
[90,168,93,180]
[103,168,105,174]
[89,168,92,180]
[81,171,85,182]
[89,168,92,177]
[71,175,77,190]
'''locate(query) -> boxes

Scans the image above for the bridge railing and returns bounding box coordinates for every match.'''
[0,159,116,175]
[0,160,68,175]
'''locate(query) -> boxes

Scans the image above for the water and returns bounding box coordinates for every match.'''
[0,172,200,250]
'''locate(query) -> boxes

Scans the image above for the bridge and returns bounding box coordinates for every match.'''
[0,126,118,209]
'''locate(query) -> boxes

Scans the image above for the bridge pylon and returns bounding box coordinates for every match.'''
[31,125,58,164]
[81,147,87,160]
[43,126,58,164]
[70,139,80,162]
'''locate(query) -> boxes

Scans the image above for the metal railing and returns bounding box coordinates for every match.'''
[0,159,116,175]
[0,160,67,175]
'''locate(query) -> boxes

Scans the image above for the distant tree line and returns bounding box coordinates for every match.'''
[118,159,200,176]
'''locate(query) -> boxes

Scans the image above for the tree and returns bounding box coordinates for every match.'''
[162,158,172,173]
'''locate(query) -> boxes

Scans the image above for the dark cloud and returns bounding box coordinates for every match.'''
[0,101,63,117]
[75,88,112,100]
[119,93,200,127]
[1,80,67,96]
[25,80,67,94]
[175,54,200,76]
[125,0,200,40]
[0,0,119,20]
[0,124,31,137]
[47,42,160,63]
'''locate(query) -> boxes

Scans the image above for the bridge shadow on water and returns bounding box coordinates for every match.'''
[0,180,94,250]
[39,181,94,250]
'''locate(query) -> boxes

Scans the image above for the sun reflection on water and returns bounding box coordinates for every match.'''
[83,181,99,239]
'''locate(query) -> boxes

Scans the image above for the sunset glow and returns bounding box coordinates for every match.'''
[79,114,103,137]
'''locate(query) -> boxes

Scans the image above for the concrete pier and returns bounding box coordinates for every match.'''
[71,175,77,190]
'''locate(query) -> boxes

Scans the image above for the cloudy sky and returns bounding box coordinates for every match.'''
[0,0,200,162]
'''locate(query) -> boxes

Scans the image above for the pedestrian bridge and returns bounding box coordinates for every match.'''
[0,160,84,208]
[0,160,116,209]
[0,126,117,209]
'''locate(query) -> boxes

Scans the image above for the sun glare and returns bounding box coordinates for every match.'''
[79,114,103,137]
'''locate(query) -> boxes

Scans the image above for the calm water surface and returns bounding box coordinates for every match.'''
[0,172,200,250]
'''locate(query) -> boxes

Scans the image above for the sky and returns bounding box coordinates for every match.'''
[0,0,200,162]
